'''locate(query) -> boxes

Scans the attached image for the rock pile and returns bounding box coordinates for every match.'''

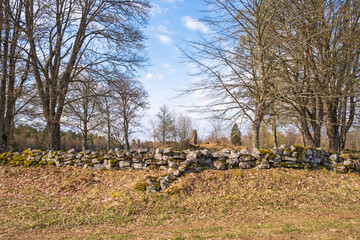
[0,145,359,192]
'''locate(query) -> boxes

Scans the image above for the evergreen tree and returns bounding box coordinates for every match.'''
[231,123,242,146]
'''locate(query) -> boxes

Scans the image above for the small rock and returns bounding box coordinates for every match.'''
[168,160,179,169]
[155,148,163,154]
[214,161,226,170]
[138,148,149,154]
[240,149,251,155]
[159,179,168,190]
[335,165,348,174]
[239,162,253,169]
[200,148,212,157]
[343,159,353,166]
[164,148,173,154]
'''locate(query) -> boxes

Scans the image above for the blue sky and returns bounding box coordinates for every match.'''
[138,0,211,138]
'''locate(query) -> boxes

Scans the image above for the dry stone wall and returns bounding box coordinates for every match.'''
[0,145,359,192]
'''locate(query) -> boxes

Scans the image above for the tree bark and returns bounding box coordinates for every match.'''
[47,121,61,150]
[252,117,261,149]
[272,116,278,148]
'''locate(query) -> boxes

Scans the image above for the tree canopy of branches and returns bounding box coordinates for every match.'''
[182,0,360,151]
[181,0,280,149]
[0,0,31,151]
[23,0,150,149]
[107,76,149,150]
[63,74,103,151]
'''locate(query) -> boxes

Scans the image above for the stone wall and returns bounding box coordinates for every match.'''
[0,145,359,192]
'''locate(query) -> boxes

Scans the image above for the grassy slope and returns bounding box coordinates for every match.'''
[1,166,360,240]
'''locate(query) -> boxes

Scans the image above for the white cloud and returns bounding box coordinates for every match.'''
[157,25,173,34]
[182,16,210,34]
[150,3,168,16]
[144,73,164,81]
[158,35,172,44]
[161,63,176,73]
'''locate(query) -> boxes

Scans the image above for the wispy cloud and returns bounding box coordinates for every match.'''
[150,3,168,16]
[157,25,173,34]
[158,35,172,44]
[144,73,164,81]
[182,16,209,34]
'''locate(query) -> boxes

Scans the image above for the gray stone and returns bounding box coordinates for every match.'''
[329,153,339,162]
[335,165,348,174]
[240,155,255,162]
[272,148,283,155]
[305,148,313,156]
[257,159,271,169]
[138,148,149,154]
[155,148,163,154]
[240,149,251,155]
[119,161,131,168]
[239,162,253,169]
[200,149,212,157]
[94,164,103,170]
[229,151,240,159]
[68,148,75,154]
[178,165,187,172]
[154,153,162,160]
[159,179,168,190]
[168,160,179,169]
[164,148,173,154]
[168,168,181,177]
[274,155,282,162]
[279,144,289,149]
[343,159,353,167]
[214,161,226,170]
[196,158,209,166]
[186,151,201,160]
[252,148,261,159]
[284,156,297,162]
[226,158,238,166]
[132,162,146,169]
[133,152,142,159]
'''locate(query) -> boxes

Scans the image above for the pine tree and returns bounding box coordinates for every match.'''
[231,123,242,146]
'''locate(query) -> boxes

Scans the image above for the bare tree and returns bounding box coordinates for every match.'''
[153,105,176,145]
[0,0,31,151]
[108,76,149,150]
[276,0,360,151]
[181,0,280,149]
[23,0,150,149]
[175,114,193,147]
[63,75,103,151]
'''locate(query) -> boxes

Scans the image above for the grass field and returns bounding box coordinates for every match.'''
[1,165,360,239]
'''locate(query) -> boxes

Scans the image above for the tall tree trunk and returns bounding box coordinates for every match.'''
[272,116,278,148]
[82,129,88,151]
[252,117,261,149]
[124,119,130,151]
[107,118,111,151]
[47,121,61,150]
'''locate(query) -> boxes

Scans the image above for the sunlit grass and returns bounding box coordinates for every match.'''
[1,166,360,239]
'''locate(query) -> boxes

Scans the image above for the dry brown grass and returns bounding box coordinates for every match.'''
[1,166,360,239]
